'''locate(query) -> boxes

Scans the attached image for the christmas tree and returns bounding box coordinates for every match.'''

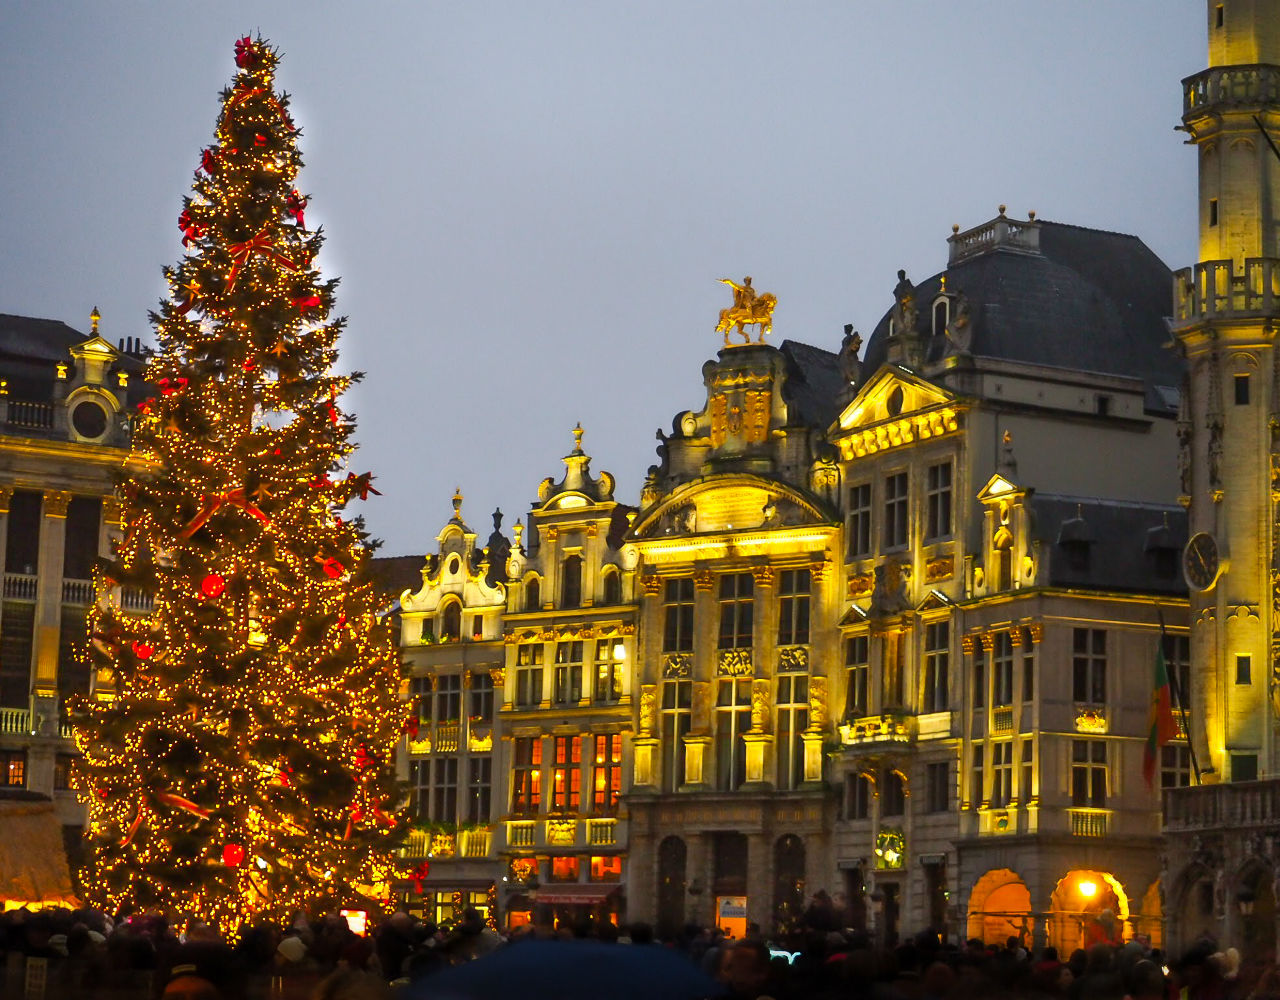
[74,36,406,935]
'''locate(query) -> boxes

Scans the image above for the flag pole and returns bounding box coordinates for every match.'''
[1158,606,1201,784]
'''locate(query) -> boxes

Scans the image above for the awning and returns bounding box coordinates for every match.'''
[532,885,619,905]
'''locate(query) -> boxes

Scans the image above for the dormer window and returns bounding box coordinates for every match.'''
[933,298,949,338]
[525,576,541,612]
[1057,512,1094,574]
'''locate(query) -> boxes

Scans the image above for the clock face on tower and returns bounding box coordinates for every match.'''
[1183,531,1222,591]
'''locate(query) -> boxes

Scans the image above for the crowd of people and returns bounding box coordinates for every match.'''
[2,900,1278,999]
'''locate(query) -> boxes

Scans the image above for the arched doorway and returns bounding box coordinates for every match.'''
[1171,865,1215,957]
[656,836,687,938]
[1237,862,1276,966]
[967,868,1033,946]
[772,835,806,933]
[1048,870,1130,953]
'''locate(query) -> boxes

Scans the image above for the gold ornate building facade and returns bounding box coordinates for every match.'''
[392,231,1189,951]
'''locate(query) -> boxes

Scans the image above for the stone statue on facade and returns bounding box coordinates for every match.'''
[717,276,778,346]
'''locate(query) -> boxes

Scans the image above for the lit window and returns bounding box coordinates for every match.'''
[1071,740,1107,807]
[662,578,695,652]
[590,855,622,882]
[549,856,580,882]
[883,472,909,549]
[844,635,868,719]
[718,573,754,649]
[777,569,811,645]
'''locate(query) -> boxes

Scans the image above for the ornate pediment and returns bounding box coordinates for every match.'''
[631,476,832,540]
[976,472,1029,504]
[832,366,962,460]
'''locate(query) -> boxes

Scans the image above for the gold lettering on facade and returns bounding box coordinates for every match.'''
[745,389,770,443]
[710,394,728,448]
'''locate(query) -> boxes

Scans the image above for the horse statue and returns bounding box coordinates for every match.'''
[716,277,777,347]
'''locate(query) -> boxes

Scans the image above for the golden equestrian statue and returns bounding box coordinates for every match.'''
[717,276,777,347]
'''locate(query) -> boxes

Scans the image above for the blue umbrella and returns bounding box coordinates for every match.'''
[411,938,725,1000]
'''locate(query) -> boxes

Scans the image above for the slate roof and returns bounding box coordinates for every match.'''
[779,340,844,430]
[1029,493,1187,594]
[0,313,148,404]
[368,554,425,601]
[860,221,1181,402]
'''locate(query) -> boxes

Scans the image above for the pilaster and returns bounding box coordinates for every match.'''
[33,492,70,721]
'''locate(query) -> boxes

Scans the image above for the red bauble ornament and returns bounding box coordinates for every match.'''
[201,574,226,598]
[131,640,154,659]
[222,842,246,867]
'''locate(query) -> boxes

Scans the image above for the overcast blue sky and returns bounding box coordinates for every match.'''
[0,2,1204,555]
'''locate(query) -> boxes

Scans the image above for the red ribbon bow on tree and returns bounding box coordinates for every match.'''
[346,473,382,501]
[286,189,308,229]
[200,147,221,175]
[234,36,262,70]
[178,210,204,247]
[225,227,297,293]
[293,294,322,314]
[179,487,270,538]
[157,376,189,396]
[409,861,431,894]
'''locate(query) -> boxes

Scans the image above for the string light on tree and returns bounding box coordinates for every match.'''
[73,35,407,936]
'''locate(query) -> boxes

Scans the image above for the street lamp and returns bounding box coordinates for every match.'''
[1078,880,1098,899]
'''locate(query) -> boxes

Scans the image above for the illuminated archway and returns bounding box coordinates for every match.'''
[967,868,1032,946]
[1048,870,1130,953]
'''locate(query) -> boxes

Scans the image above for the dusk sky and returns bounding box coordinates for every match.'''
[1,2,1203,557]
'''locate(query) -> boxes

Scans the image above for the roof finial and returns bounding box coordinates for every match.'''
[90,306,101,336]
[452,486,463,520]
[998,204,1007,217]
[998,429,1018,477]
[572,422,584,453]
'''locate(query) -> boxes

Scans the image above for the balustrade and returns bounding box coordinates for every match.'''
[3,573,37,600]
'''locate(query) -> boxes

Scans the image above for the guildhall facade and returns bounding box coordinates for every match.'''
[393,207,1193,951]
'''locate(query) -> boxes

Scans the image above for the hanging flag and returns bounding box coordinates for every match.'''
[1143,640,1179,788]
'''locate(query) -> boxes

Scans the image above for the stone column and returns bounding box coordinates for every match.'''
[746,830,772,932]
[688,832,715,928]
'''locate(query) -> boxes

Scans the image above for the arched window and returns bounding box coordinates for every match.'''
[440,600,461,641]
[933,298,949,337]
[602,568,621,606]
[525,576,541,612]
[561,555,582,609]
[882,769,906,817]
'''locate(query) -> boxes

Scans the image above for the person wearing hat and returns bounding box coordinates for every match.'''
[158,943,242,1000]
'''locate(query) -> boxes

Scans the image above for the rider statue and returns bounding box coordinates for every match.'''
[717,276,778,347]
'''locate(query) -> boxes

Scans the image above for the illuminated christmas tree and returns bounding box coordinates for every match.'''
[74,36,406,934]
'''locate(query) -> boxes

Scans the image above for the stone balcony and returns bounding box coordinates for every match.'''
[400,826,494,859]
[1172,258,1280,324]
[1183,64,1280,116]
[500,816,623,852]
[1165,780,1280,833]
[838,711,914,748]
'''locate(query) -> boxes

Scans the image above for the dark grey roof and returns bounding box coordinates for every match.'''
[1030,494,1187,594]
[0,314,91,362]
[368,554,425,600]
[0,313,149,405]
[779,339,843,429]
[861,221,1181,397]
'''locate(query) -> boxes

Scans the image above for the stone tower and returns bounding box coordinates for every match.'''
[1173,0,1280,781]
